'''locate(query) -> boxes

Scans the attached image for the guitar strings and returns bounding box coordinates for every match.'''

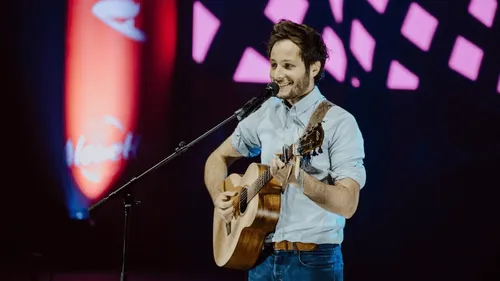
[238,140,310,208]
[239,168,271,206]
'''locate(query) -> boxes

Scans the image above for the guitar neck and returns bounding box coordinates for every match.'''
[242,123,324,204]
[246,167,272,201]
[245,144,297,201]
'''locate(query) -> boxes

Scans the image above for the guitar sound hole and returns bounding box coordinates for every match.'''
[239,188,248,214]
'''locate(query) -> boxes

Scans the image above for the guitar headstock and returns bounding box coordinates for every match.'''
[278,122,325,164]
[297,122,325,157]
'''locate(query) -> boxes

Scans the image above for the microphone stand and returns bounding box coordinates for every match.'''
[87,83,278,281]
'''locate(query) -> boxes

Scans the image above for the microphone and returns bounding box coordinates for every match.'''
[235,82,280,121]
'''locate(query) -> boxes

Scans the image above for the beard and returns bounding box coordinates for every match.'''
[276,71,311,102]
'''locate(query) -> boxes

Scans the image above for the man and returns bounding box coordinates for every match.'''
[204,19,366,280]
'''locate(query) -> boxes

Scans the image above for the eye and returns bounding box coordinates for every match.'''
[271,63,277,69]
[284,63,294,69]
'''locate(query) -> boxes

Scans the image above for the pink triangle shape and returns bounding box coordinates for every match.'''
[233,47,271,83]
[192,1,220,63]
[387,60,419,90]
[329,0,344,23]
[322,27,347,82]
[367,0,389,14]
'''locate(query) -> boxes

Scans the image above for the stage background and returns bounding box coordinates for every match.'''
[2,0,499,280]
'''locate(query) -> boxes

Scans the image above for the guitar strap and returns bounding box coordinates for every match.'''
[304,99,335,133]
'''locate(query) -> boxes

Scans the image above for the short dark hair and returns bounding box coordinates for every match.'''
[266,19,329,84]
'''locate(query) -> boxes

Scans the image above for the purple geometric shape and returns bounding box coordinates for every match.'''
[233,47,271,83]
[367,0,389,14]
[351,77,360,88]
[329,0,344,23]
[448,36,484,81]
[350,19,376,72]
[264,0,309,24]
[497,75,500,94]
[322,26,347,82]
[192,1,220,63]
[401,2,439,52]
[387,60,419,90]
[468,0,497,28]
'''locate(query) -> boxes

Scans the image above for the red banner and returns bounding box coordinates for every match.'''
[65,0,176,200]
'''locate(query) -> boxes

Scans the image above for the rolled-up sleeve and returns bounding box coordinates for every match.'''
[231,121,261,158]
[327,111,366,189]
[230,101,270,158]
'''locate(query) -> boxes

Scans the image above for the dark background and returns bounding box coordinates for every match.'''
[2,0,500,280]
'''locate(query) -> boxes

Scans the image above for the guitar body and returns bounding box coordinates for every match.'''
[213,163,282,270]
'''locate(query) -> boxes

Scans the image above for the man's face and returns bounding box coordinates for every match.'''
[269,39,314,103]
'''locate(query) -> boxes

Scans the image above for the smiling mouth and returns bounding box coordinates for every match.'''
[278,82,292,88]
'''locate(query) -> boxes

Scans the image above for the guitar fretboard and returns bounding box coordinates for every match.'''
[246,168,272,202]
[243,144,295,203]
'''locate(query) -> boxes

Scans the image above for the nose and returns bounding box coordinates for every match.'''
[272,65,285,82]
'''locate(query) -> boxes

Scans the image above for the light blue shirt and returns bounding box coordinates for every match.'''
[231,86,366,245]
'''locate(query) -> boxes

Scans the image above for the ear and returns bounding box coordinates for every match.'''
[310,61,321,78]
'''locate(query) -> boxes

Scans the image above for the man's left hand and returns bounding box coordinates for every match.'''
[270,156,299,186]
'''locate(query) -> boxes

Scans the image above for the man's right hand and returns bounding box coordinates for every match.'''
[214,191,238,223]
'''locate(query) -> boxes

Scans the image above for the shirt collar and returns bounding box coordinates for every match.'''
[282,86,325,121]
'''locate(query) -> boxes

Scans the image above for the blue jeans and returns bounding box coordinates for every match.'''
[247,243,343,281]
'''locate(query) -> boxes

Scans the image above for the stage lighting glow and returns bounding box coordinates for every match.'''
[448,36,484,81]
[322,26,347,82]
[233,47,271,83]
[75,211,85,220]
[468,0,497,28]
[497,75,500,94]
[387,60,419,90]
[193,0,497,94]
[351,77,360,88]
[92,0,146,42]
[329,0,344,23]
[350,19,376,72]
[65,0,143,200]
[401,3,438,52]
[367,0,389,14]
[264,0,309,24]
[193,1,220,64]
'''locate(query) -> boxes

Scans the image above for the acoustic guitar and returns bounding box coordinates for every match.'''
[212,123,325,270]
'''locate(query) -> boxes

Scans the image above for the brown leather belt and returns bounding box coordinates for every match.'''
[272,240,317,251]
